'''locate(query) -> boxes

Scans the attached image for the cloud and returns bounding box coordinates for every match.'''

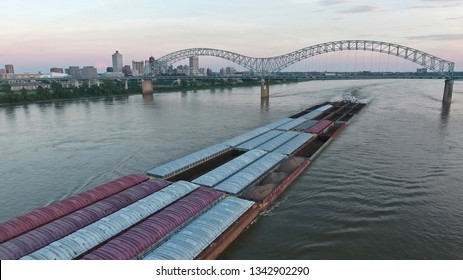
[447,16,463,20]
[412,4,451,8]
[319,0,351,5]
[411,0,463,9]
[339,5,382,13]
[405,34,463,41]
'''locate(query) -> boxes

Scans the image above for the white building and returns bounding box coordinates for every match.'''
[50,72,69,78]
[189,56,199,76]
[112,51,123,73]
[132,61,144,76]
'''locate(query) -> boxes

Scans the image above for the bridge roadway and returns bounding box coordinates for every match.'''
[2,72,458,82]
[1,72,461,103]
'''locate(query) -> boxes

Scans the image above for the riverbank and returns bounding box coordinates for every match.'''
[0,78,304,106]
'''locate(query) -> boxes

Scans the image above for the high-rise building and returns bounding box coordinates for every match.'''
[65,66,80,78]
[132,61,144,76]
[148,56,156,75]
[225,67,236,75]
[80,66,97,79]
[112,51,123,73]
[5,64,14,74]
[50,67,64,73]
[189,56,199,76]
[175,65,189,75]
[122,65,132,77]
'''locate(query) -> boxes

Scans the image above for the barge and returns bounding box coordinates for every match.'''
[0,100,366,260]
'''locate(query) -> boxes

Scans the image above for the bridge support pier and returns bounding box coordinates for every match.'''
[142,79,154,95]
[261,79,269,98]
[125,79,128,90]
[443,79,454,104]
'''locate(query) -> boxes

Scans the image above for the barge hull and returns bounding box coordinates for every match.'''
[260,159,311,211]
[195,205,260,260]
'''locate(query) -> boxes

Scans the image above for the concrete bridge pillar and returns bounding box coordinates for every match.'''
[142,79,154,95]
[443,79,454,104]
[125,79,128,90]
[261,79,269,98]
[96,80,100,87]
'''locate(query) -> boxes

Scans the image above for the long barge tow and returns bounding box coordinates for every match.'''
[0,100,366,260]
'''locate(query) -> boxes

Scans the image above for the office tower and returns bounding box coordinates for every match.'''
[80,66,97,79]
[122,65,132,77]
[132,61,144,76]
[189,56,199,76]
[50,67,64,73]
[65,66,81,78]
[112,51,123,73]
[5,64,14,74]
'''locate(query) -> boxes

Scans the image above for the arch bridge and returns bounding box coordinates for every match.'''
[143,40,455,102]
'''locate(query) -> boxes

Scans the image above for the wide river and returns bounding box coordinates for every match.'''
[1,79,462,259]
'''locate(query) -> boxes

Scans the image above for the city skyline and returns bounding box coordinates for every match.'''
[1,0,462,73]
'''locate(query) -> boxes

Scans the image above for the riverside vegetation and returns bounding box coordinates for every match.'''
[0,78,301,105]
[0,80,129,104]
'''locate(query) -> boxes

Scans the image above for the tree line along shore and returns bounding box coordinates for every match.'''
[0,78,300,105]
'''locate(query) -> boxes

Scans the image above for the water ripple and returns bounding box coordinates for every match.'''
[2,80,463,259]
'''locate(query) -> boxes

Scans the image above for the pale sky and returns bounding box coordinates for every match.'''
[1,0,462,73]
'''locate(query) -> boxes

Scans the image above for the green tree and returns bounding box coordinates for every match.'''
[1,83,12,94]
[50,82,64,98]
[0,83,14,103]
[20,88,28,101]
[36,86,46,100]
[87,85,101,96]
[180,79,188,88]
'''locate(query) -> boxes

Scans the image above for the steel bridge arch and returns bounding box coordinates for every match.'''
[153,40,454,78]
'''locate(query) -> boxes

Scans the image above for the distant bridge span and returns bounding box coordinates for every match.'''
[153,40,454,78]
